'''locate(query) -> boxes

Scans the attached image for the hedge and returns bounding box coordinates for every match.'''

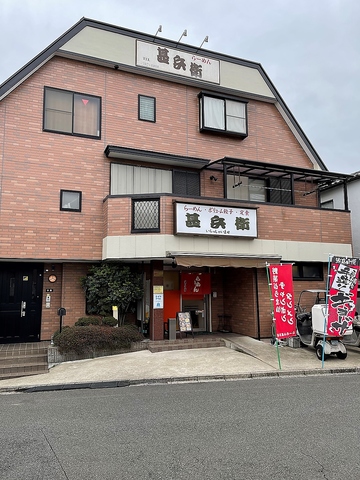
[53,324,144,355]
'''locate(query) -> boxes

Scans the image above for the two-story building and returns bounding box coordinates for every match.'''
[0,17,353,343]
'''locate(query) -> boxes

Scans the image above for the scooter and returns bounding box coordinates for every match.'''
[342,314,360,348]
[295,289,351,360]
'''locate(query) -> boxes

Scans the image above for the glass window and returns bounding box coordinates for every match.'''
[321,200,334,209]
[268,178,292,205]
[227,176,266,202]
[199,93,247,137]
[132,199,160,232]
[110,164,199,197]
[173,170,200,196]
[111,164,172,195]
[44,88,101,138]
[292,263,323,280]
[139,95,156,122]
[60,190,82,212]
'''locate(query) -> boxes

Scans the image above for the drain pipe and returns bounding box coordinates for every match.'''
[254,268,261,340]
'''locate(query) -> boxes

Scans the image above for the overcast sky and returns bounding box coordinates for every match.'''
[1,0,359,174]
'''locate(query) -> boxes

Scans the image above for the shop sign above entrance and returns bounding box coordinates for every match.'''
[175,202,257,238]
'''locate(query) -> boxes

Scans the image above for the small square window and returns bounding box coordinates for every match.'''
[138,95,156,122]
[60,190,82,212]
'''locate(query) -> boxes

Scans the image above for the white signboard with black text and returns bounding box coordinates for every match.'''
[175,202,257,238]
[136,41,220,84]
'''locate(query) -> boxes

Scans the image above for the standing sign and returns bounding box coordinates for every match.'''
[327,256,360,336]
[269,264,296,339]
[176,312,194,339]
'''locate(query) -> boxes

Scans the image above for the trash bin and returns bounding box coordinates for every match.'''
[168,318,176,340]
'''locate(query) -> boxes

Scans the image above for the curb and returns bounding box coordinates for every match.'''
[1,366,359,393]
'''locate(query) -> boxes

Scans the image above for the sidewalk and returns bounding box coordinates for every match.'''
[0,335,359,393]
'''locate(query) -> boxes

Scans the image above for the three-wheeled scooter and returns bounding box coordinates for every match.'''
[342,313,360,348]
[295,289,351,360]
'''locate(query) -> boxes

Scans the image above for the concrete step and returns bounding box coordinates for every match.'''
[0,342,49,380]
[0,354,48,366]
[0,362,48,380]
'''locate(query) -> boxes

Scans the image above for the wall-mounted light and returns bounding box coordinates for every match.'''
[210,175,218,181]
[177,29,187,44]
[114,65,119,70]
[51,264,55,271]
[197,35,209,52]
[154,25,162,37]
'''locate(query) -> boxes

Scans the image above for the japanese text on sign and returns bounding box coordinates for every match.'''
[175,202,257,238]
[136,41,220,84]
[269,264,296,339]
[327,256,360,336]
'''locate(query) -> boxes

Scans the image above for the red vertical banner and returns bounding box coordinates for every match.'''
[327,256,360,336]
[269,264,296,339]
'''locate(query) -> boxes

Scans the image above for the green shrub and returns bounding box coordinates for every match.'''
[53,325,144,355]
[102,316,118,327]
[75,316,101,326]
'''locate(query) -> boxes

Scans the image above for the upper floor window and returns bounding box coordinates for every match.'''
[199,92,248,138]
[111,164,172,195]
[173,170,200,196]
[110,164,200,197]
[44,87,101,138]
[60,190,82,212]
[226,174,292,205]
[321,199,334,209]
[139,95,156,122]
[132,198,160,232]
[227,176,266,202]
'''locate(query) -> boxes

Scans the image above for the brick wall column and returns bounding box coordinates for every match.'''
[150,260,164,340]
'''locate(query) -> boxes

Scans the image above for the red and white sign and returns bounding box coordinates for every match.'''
[327,256,360,336]
[181,273,211,296]
[269,264,296,339]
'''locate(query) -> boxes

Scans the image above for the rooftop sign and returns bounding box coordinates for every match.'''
[136,41,220,84]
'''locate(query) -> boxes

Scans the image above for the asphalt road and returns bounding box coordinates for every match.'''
[1,375,360,479]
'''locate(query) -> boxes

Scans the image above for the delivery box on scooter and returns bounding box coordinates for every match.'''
[312,304,353,335]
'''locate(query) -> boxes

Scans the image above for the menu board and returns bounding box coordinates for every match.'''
[177,312,194,338]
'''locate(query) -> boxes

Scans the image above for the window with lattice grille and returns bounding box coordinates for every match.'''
[132,199,160,232]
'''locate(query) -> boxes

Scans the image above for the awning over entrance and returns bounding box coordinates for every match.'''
[168,253,282,268]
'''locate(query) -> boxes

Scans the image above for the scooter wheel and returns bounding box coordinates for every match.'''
[336,351,347,360]
[316,344,327,361]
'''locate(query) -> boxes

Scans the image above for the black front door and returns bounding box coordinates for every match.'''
[0,263,43,343]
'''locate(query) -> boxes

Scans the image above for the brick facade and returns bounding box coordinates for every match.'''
[0,19,353,342]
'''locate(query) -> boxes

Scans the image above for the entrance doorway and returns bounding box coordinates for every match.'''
[182,297,207,332]
[0,263,43,343]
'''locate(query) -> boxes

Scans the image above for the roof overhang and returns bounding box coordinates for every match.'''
[167,252,281,268]
[203,157,352,186]
[105,145,209,169]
